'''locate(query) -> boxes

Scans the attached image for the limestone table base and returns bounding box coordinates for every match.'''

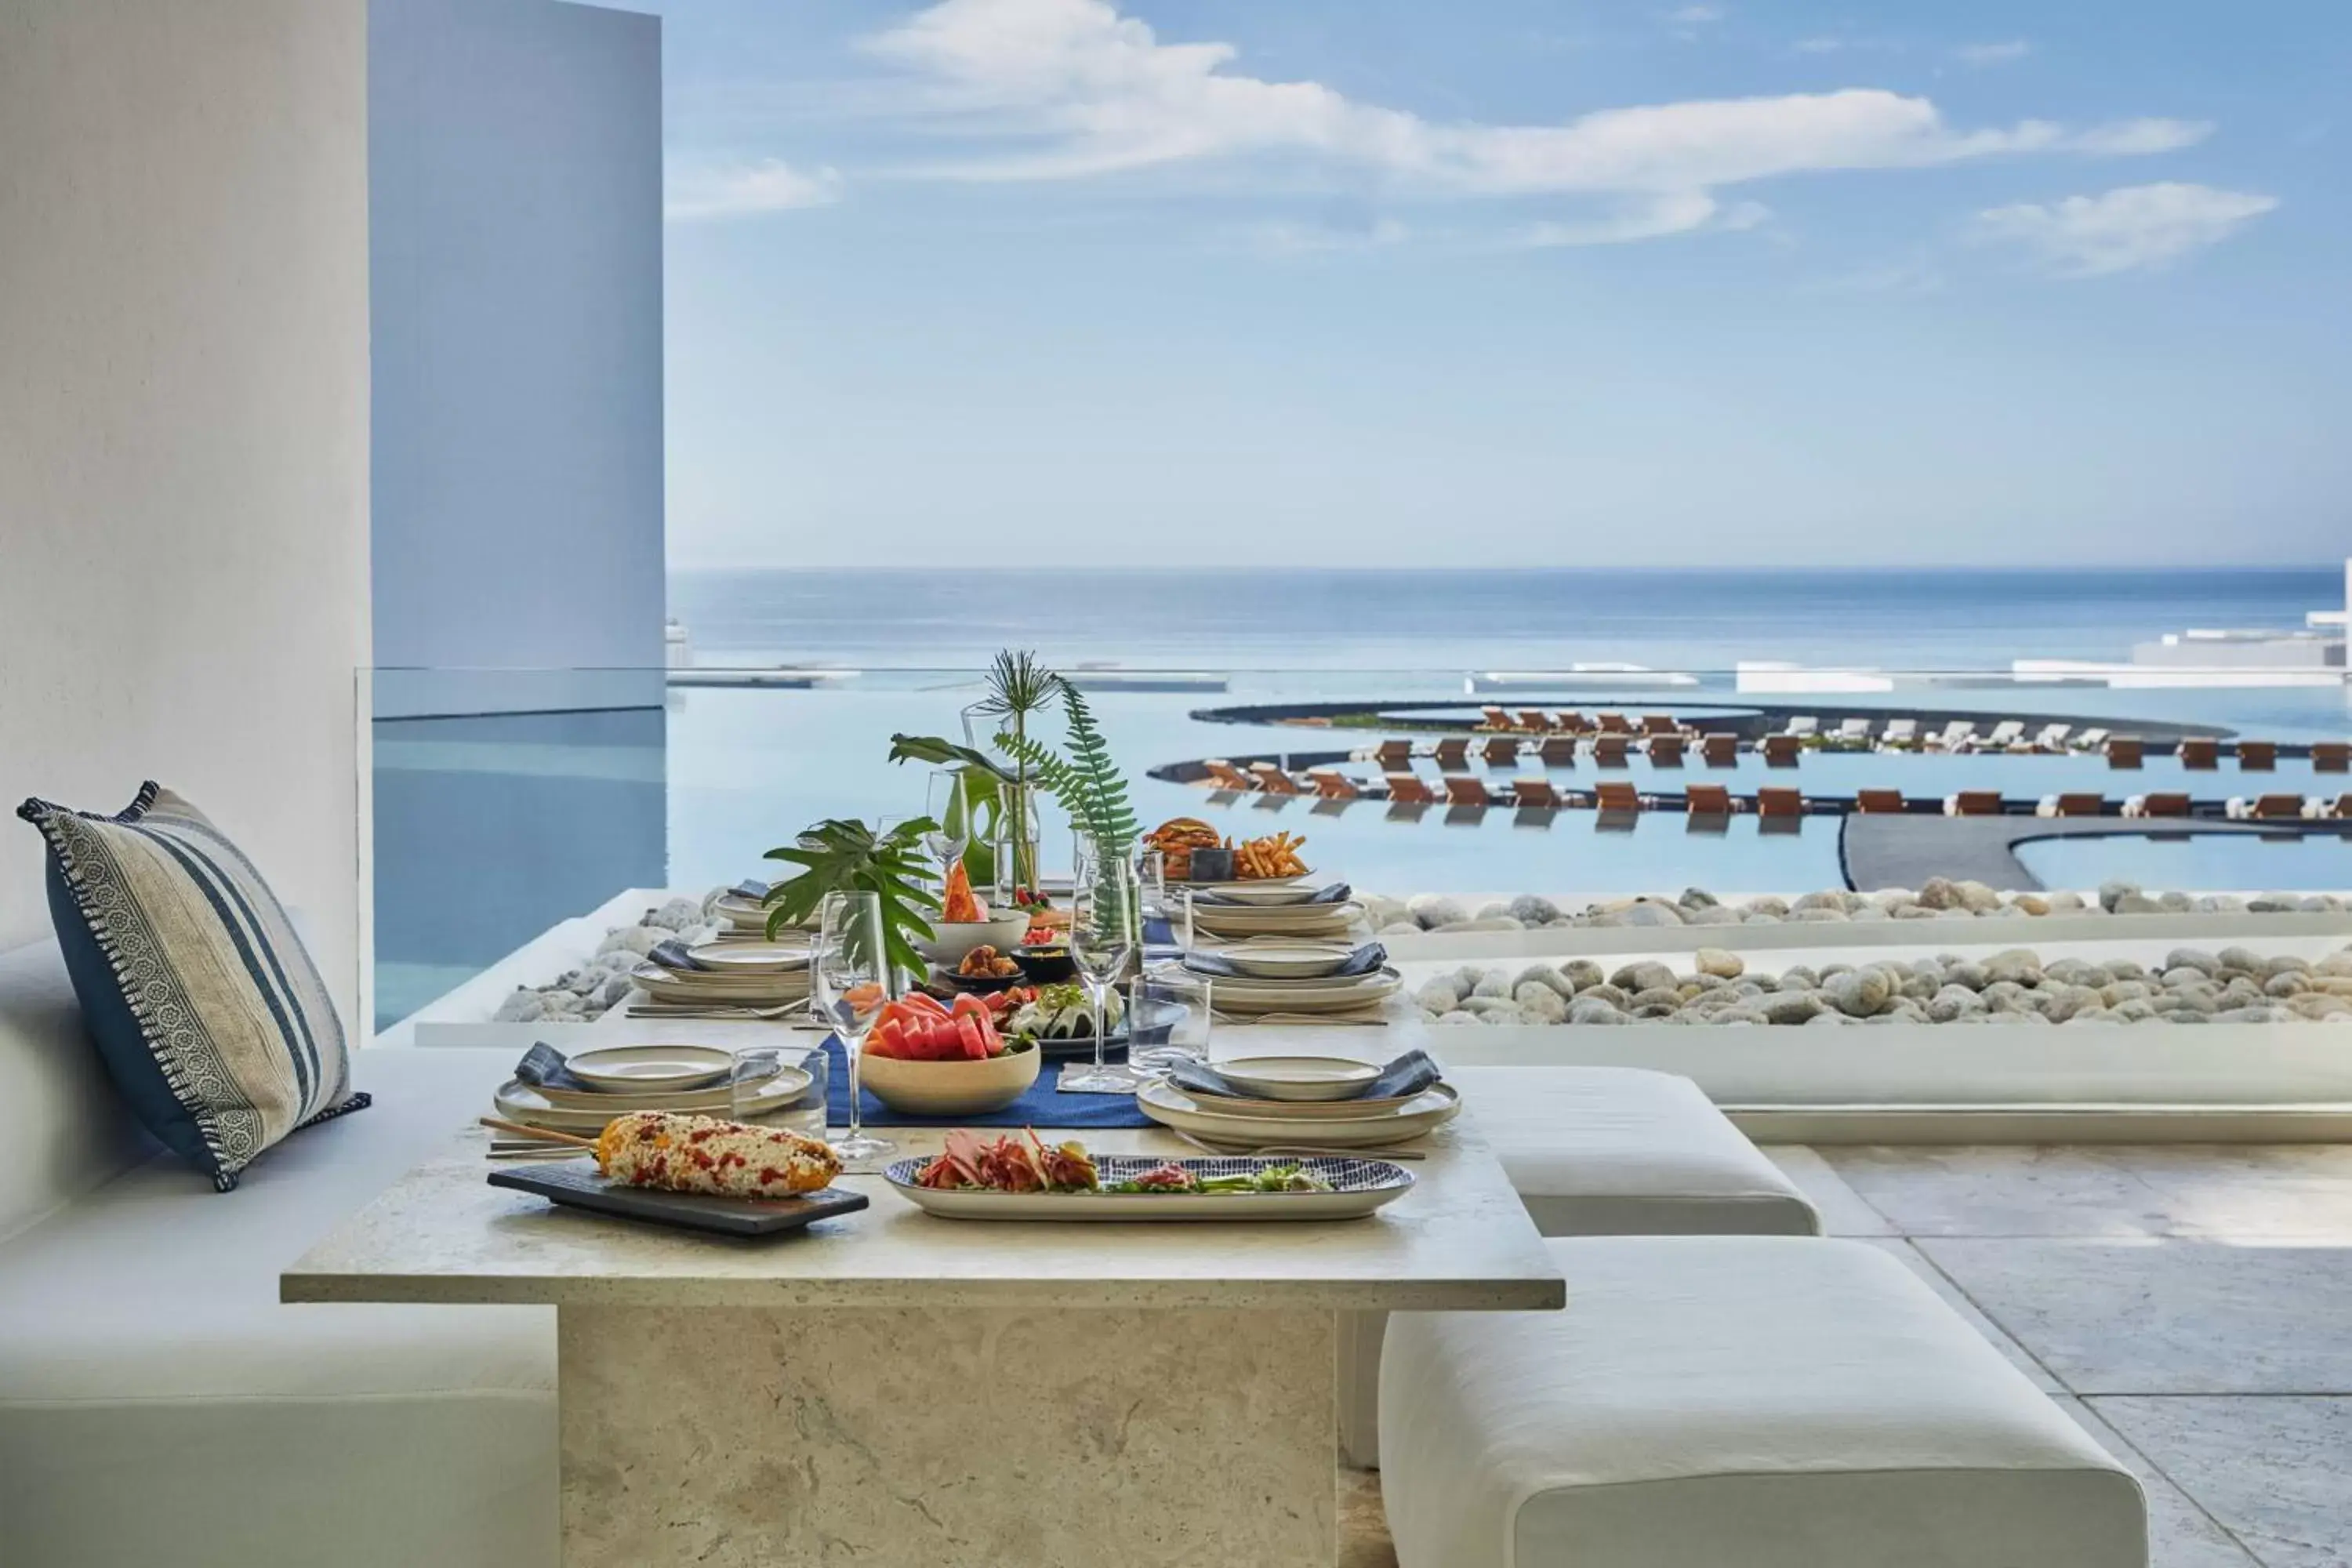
[559,1305,1337,1566]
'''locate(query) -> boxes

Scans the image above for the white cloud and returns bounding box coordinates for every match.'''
[1973,182,2277,276]
[666,159,844,222]
[1955,40,2033,67]
[1666,5,1726,22]
[1515,192,1768,248]
[862,0,2204,205]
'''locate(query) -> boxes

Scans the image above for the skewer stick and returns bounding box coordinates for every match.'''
[479,1115,598,1149]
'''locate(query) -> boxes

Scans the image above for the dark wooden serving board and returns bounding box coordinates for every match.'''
[488,1162,869,1237]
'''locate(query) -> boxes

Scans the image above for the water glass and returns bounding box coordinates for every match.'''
[1128,965,1212,1075]
[730,1044,827,1139]
[924,770,968,884]
[1064,834,1143,1094]
[815,889,894,1165]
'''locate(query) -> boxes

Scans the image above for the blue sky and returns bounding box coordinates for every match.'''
[626,0,2349,569]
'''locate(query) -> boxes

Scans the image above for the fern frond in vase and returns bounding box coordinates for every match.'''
[994,684,1140,855]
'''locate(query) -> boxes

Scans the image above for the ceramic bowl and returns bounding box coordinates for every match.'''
[858,1040,1040,1116]
[1012,943,1076,983]
[919,913,1033,967]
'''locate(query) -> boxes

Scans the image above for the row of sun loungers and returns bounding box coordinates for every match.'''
[1477,707,1692,736]
[1349,732,2343,774]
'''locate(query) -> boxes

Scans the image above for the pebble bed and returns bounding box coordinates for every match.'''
[1416,944,2352,1028]
[1369,880,2350,935]
[490,894,722,1024]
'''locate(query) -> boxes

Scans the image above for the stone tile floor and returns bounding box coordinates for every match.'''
[1341,1144,2352,1567]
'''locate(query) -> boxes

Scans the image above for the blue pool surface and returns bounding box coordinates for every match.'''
[2014,830,2352,894]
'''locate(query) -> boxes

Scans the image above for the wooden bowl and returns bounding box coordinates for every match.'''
[858,1040,1040,1116]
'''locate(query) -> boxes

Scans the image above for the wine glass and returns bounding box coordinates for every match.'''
[1062,835,1143,1094]
[815,890,894,1166]
[924,771,969,888]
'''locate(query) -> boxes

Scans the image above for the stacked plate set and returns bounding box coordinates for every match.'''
[1181,879,1365,945]
[492,1044,814,1140]
[1136,1051,1458,1151]
[627,937,811,1018]
[1182,938,1400,1022]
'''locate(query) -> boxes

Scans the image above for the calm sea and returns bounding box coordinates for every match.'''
[668,566,2342,673]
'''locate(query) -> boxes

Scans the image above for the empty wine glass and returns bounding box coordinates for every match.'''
[815,890,894,1166]
[924,771,969,887]
[1063,834,1142,1094]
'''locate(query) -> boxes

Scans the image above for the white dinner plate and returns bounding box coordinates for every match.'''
[528,1062,808,1112]
[1136,1080,1460,1148]
[1208,968,1403,1014]
[1185,903,1363,939]
[884,1154,1413,1221]
[1195,942,1360,980]
[1190,883,1329,907]
[1211,1054,1382,1101]
[1178,869,1312,891]
[565,1044,735,1091]
[632,965,811,1004]
[681,940,809,973]
[492,1065,813,1133]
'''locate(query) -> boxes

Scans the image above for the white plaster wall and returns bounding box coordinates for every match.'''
[0,0,373,1025]
[368,0,664,706]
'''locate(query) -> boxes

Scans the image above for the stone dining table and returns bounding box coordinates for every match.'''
[282,1106,1563,1566]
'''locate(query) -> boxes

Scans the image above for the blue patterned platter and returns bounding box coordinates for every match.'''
[884,1153,1414,1221]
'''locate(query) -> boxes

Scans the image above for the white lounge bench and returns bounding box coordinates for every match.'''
[1340,1066,1818,1465]
[0,939,556,1568]
[1382,1236,2145,1568]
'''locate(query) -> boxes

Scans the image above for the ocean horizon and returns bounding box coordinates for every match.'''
[667,564,2343,673]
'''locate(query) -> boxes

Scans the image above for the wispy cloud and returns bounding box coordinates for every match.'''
[1973,182,2277,276]
[1955,40,2033,67]
[861,0,2205,216]
[1665,5,1726,22]
[1515,193,1768,248]
[666,159,844,222]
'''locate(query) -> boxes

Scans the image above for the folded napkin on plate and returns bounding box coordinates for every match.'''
[1181,942,1385,981]
[1168,1047,1439,1105]
[647,938,716,973]
[515,1042,601,1094]
[1189,882,1352,908]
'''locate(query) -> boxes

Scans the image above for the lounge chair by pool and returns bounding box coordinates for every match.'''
[1479,705,1516,731]
[1593,735,1632,768]
[1760,734,1799,767]
[1944,790,2004,816]
[2314,793,2352,819]
[2123,792,2191,818]
[1372,739,1414,771]
[1684,783,1733,815]
[1978,720,2027,752]
[2227,793,2306,821]
[1646,735,1686,767]
[2035,793,2107,818]
[2034,723,2072,751]
[1784,715,1819,738]
[1928,720,1975,750]
[1878,718,1918,749]
[1385,772,1439,807]
[1202,759,1258,790]
[1443,776,1494,811]
[1305,768,1359,800]
[2179,739,2219,769]
[2238,740,2277,771]
[1433,737,1471,771]
[1596,711,1632,735]
[1854,789,1907,814]
[1516,710,1556,733]
[1481,736,1520,768]
[2106,737,2143,769]
[1537,736,1578,768]
[1554,711,1592,734]
[1512,779,1563,809]
[1834,717,1873,744]
[1594,780,1642,813]
[1756,786,1804,817]
[2314,742,2350,774]
[1248,761,1301,794]
[1700,733,1739,768]
[1641,713,1679,736]
[2073,728,2109,752]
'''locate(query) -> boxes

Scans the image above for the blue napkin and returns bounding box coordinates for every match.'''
[1167,1048,1439,1105]
[515,1042,601,1095]
[1188,882,1352,909]
[729,879,771,902]
[647,938,713,972]
[821,1038,1152,1130]
[1182,942,1386,981]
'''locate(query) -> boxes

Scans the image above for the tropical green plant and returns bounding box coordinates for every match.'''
[762,816,942,980]
[995,683,1140,854]
[971,650,1061,888]
[887,649,1065,891]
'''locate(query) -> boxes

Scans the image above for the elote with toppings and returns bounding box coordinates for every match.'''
[593,1111,840,1197]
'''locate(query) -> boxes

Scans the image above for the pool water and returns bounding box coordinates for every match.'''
[2014,830,2352,894]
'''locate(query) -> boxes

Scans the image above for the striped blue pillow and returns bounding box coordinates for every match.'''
[18,783,368,1191]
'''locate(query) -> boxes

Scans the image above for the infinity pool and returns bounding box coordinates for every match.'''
[2013,829,2352,893]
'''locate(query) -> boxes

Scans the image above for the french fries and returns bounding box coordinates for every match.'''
[1145,818,1308,880]
[1232,831,1307,880]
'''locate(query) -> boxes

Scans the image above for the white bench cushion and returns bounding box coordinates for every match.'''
[1381,1236,2143,1568]
[0,1045,554,1568]
[0,939,151,1241]
[1449,1065,1818,1236]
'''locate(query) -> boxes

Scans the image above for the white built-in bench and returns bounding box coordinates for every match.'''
[1383,1236,2145,1568]
[1341,1064,1820,1466]
[0,939,557,1568]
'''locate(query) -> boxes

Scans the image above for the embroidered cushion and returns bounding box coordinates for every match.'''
[17,783,368,1190]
